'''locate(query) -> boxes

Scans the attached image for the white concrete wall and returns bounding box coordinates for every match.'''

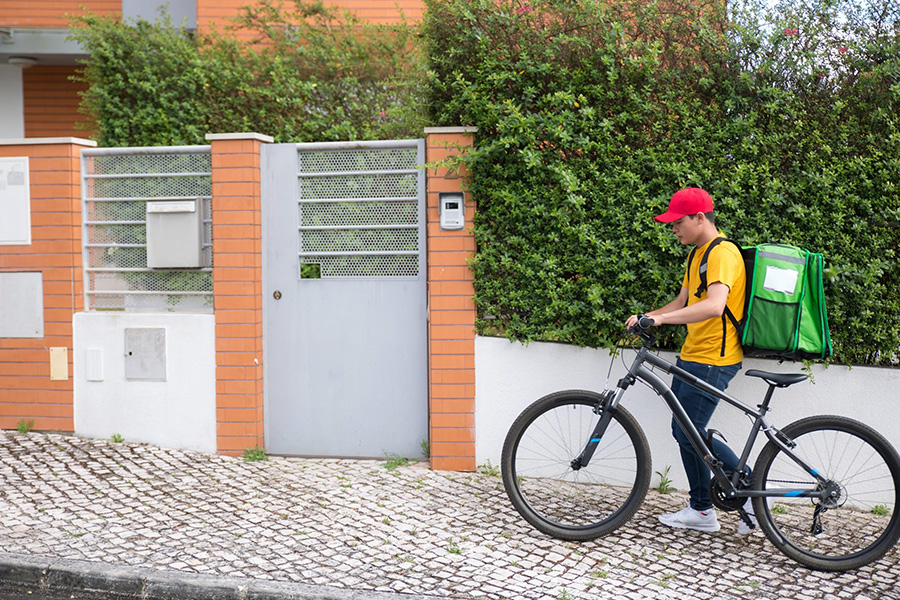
[475,335,900,491]
[74,312,217,453]
[0,66,25,139]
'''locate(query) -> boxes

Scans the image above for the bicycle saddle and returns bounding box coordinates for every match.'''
[745,370,809,387]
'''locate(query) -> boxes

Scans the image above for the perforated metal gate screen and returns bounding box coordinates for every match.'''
[81,147,213,312]
[297,143,422,279]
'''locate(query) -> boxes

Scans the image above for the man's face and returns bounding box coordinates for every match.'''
[671,214,703,245]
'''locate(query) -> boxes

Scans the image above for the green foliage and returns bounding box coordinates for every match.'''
[476,459,501,477]
[771,503,790,514]
[383,452,413,470]
[110,433,125,443]
[16,419,34,434]
[242,445,269,462]
[69,0,428,146]
[654,465,675,494]
[423,0,900,365]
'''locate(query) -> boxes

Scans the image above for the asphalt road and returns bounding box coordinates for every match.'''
[0,584,135,600]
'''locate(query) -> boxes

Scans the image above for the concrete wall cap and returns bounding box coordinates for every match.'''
[0,137,97,147]
[205,133,274,143]
[424,127,478,134]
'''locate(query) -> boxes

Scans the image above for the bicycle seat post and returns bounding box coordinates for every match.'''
[758,384,777,414]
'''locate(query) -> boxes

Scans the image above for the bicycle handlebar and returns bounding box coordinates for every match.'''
[627,314,657,344]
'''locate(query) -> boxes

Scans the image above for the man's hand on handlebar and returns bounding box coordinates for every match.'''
[625,313,657,333]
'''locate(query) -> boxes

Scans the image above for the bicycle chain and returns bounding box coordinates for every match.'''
[765,478,819,487]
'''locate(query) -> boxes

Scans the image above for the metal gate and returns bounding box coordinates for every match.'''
[262,140,427,457]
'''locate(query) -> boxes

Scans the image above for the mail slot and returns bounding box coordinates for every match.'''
[146,199,203,268]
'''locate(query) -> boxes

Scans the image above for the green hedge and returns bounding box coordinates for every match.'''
[423,0,900,365]
[69,0,428,146]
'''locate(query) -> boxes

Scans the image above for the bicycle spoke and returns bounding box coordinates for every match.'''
[502,393,650,538]
[755,416,900,571]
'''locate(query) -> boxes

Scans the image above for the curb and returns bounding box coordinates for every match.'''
[0,553,450,600]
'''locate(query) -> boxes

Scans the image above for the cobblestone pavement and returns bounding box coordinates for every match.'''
[0,432,898,600]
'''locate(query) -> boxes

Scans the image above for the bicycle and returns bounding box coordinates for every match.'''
[500,315,900,571]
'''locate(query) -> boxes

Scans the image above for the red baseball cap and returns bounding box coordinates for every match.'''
[654,188,714,223]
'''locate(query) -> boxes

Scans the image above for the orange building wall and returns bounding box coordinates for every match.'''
[23,66,92,139]
[0,140,91,433]
[196,0,424,34]
[0,1,119,27]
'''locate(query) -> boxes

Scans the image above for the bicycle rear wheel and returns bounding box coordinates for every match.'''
[501,390,651,540]
[754,415,900,571]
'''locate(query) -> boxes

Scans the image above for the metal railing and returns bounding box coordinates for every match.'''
[81,146,213,312]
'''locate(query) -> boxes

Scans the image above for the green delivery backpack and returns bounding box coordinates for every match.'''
[688,240,832,361]
[740,243,832,360]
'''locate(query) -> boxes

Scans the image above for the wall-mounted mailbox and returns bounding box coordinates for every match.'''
[146,199,203,268]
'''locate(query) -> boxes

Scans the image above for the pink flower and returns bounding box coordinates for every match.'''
[516,3,532,14]
[839,46,849,54]
[379,111,387,117]
[783,28,798,36]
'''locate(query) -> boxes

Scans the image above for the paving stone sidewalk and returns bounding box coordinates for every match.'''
[0,431,897,600]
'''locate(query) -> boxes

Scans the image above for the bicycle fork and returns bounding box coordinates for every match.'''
[570,388,620,471]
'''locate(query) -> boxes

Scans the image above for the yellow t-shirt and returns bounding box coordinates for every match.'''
[679,233,746,366]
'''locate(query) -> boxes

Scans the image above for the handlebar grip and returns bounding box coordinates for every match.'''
[638,315,656,329]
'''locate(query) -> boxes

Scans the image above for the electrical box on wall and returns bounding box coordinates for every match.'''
[439,192,465,231]
[124,327,166,381]
[146,199,203,268]
[0,157,31,245]
[0,272,43,338]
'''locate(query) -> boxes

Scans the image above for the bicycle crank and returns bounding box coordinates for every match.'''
[709,479,745,512]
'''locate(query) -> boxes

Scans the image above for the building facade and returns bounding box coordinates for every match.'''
[0,0,425,140]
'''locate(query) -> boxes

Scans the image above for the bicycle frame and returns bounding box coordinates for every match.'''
[576,337,832,502]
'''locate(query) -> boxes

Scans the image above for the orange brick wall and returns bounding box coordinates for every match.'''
[23,66,93,139]
[425,128,477,472]
[207,133,270,456]
[0,139,94,432]
[197,0,424,35]
[0,1,119,27]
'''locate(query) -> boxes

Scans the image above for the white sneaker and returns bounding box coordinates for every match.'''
[737,498,758,535]
[659,504,720,532]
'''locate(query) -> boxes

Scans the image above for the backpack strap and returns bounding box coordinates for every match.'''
[721,305,742,358]
[682,247,698,307]
[690,237,745,357]
[694,237,726,299]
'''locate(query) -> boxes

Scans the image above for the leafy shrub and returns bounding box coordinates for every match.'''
[69,0,428,146]
[423,0,900,365]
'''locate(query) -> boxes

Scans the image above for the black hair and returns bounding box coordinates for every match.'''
[687,211,715,225]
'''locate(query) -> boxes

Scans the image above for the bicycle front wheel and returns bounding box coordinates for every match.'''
[501,390,651,540]
[754,415,900,571]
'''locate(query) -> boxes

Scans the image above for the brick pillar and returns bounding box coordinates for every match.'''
[206,133,272,455]
[0,137,95,432]
[425,127,478,471]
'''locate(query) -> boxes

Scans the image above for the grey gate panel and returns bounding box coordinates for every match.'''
[263,141,427,458]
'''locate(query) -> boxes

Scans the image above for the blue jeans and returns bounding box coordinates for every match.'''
[670,358,745,511]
